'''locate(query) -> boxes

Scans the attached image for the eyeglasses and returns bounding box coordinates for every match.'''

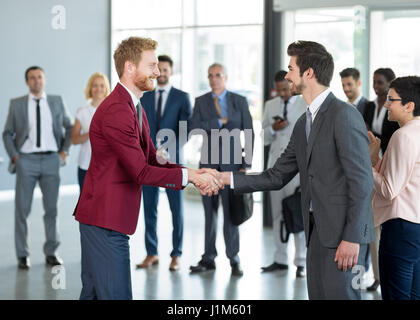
[208,73,224,79]
[386,96,402,104]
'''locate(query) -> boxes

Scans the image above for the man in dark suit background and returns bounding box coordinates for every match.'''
[188,63,254,277]
[340,67,368,116]
[215,41,374,299]
[3,66,73,270]
[136,55,192,271]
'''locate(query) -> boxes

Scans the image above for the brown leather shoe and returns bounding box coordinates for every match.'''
[169,257,180,271]
[136,255,159,269]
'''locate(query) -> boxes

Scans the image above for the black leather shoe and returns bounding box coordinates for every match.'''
[296,266,306,278]
[18,257,30,270]
[261,262,288,272]
[231,264,243,277]
[190,260,215,273]
[46,255,63,266]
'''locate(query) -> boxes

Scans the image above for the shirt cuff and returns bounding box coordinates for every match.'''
[269,126,276,136]
[218,119,223,128]
[182,168,188,187]
[230,172,234,189]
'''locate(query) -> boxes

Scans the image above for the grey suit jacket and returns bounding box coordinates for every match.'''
[233,92,374,248]
[3,94,73,172]
[188,91,254,171]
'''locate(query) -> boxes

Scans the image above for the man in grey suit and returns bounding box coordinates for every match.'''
[3,66,73,269]
[211,41,374,299]
[188,63,254,277]
[261,70,307,277]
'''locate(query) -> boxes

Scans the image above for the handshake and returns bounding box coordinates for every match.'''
[187,168,234,196]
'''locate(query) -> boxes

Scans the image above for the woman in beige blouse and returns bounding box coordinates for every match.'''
[369,76,420,300]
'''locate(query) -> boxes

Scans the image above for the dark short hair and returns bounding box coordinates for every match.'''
[389,76,420,116]
[158,55,173,68]
[374,68,396,83]
[274,70,288,82]
[287,40,334,87]
[339,68,360,81]
[25,66,44,81]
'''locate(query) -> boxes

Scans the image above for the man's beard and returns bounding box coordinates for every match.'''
[345,91,356,100]
[134,74,154,92]
[293,80,305,94]
[157,76,168,85]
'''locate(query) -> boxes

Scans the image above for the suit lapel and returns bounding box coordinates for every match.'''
[226,91,234,118]
[306,93,334,166]
[21,95,29,131]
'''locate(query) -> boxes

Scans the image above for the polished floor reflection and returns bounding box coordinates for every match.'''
[0,188,381,300]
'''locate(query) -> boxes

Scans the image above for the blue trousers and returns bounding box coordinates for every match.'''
[142,186,183,257]
[379,218,420,300]
[79,223,132,300]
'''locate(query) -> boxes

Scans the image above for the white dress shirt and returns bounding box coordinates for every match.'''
[20,92,58,153]
[349,94,362,108]
[231,88,331,188]
[75,102,97,170]
[155,83,172,116]
[118,82,188,186]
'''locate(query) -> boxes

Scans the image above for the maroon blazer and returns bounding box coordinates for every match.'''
[74,83,183,235]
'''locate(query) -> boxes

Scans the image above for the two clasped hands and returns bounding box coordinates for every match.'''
[187,168,237,196]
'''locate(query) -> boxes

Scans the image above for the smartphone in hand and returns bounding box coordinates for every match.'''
[272,115,285,122]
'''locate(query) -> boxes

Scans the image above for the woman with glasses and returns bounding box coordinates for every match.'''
[369,76,420,300]
[363,68,400,292]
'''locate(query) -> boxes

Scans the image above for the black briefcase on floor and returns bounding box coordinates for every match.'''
[280,187,304,243]
[229,190,254,226]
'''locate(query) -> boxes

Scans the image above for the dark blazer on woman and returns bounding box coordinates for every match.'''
[363,101,399,154]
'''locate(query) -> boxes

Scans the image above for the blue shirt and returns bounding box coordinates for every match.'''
[212,90,228,127]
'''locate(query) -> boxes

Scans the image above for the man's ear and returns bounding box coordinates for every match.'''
[125,60,135,75]
[305,68,314,79]
[357,79,361,87]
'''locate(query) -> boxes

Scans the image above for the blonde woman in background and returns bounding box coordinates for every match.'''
[71,72,110,190]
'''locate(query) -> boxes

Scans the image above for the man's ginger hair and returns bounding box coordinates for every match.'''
[113,37,158,78]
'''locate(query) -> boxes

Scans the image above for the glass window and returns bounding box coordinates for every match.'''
[111,0,264,178]
[112,0,183,30]
[370,10,420,99]
[283,8,356,101]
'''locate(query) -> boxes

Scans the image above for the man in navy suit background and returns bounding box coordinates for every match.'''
[136,55,192,271]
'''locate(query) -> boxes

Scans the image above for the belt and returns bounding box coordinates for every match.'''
[31,151,55,155]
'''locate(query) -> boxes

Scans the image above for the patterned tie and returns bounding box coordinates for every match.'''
[136,102,142,132]
[213,96,222,118]
[283,99,289,121]
[35,98,41,147]
[305,108,312,141]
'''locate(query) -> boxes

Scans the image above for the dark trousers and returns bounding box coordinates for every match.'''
[379,218,420,300]
[142,186,183,257]
[306,213,366,300]
[77,167,87,192]
[201,186,240,266]
[79,223,132,300]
